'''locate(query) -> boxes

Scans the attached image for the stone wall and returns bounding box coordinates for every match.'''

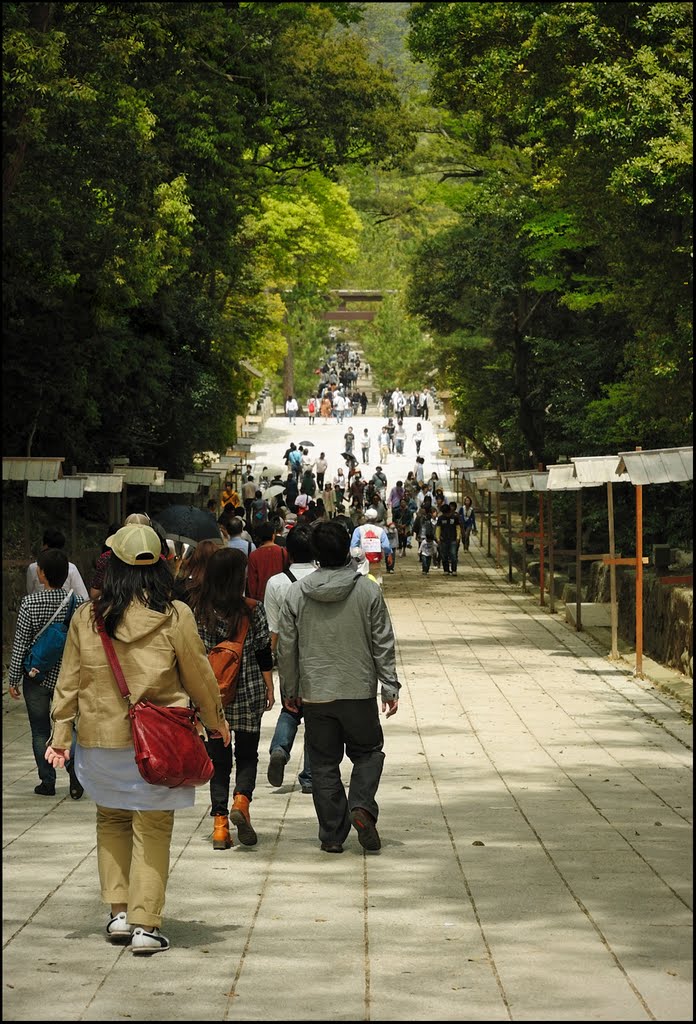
[586,560,692,677]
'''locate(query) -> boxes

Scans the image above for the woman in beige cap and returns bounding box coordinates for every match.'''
[45,524,230,956]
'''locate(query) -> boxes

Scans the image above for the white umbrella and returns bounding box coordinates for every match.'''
[263,484,286,500]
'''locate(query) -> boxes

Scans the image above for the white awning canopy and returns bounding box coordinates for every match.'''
[82,473,125,493]
[571,455,631,484]
[120,467,166,486]
[3,457,64,481]
[616,447,693,485]
[27,477,86,499]
[149,479,201,494]
[501,470,535,492]
[546,464,584,491]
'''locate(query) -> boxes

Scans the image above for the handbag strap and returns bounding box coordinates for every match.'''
[95,614,132,703]
[228,599,255,644]
[33,589,74,641]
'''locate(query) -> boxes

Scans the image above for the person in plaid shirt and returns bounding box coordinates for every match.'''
[8,548,85,797]
[192,547,274,850]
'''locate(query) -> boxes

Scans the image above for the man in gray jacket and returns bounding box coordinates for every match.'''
[276,520,400,854]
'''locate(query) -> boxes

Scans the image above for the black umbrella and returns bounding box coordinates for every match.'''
[342,451,358,465]
[153,505,222,547]
[298,440,315,447]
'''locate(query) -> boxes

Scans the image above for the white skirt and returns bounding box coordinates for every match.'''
[74,743,197,811]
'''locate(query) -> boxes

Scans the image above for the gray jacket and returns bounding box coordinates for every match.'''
[276,565,400,704]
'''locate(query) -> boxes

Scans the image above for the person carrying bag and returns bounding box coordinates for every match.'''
[45,524,230,956]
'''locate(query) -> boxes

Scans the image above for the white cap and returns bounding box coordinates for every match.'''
[365,508,379,520]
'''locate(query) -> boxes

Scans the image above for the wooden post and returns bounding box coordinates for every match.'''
[521,491,527,592]
[635,471,644,678]
[487,490,492,558]
[575,489,583,632]
[507,492,513,582]
[70,498,77,558]
[495,492,501,568]
[23,483,31,558]
[547,492,555,613]
[607,481,619,660]
[538,489,545,607]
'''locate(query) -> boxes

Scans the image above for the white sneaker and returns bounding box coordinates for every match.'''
[130,927,170,955]
[106,912,132,943]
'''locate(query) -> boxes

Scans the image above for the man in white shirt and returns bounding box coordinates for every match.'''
[333,391,346,423]
[264,525,317,793]
[314,453,328,489]
[26,528,88,599]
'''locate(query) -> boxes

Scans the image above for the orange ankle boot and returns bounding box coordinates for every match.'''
[230,794,257,846]
[212,814,232,850]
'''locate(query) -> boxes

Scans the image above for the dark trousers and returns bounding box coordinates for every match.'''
[303,699,385,845]
[206,730,260,815]
[23,677,56,786]
[441,540,459,573]
[316,472,325,489]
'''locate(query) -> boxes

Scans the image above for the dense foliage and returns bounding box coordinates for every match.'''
[3,1,692,558]
[404,1,692,465]
[3,1,412,473]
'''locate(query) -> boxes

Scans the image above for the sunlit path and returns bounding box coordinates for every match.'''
[2,401,692,1022]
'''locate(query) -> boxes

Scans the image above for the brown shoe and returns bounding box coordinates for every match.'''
[320,842,344,854]
[351,808,381,851]
[230,794,258,846]
[212,814,232,850]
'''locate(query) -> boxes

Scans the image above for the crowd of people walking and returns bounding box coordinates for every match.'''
[8,334,478,957]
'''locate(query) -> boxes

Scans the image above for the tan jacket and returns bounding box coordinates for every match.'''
[50,600,225,750]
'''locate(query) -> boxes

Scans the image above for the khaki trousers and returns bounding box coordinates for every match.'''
[96,805,174,929]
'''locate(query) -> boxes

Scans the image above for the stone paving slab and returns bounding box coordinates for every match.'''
[2,408,692,1021]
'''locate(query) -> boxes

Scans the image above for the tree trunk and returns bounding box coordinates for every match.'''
[283,330,294,398]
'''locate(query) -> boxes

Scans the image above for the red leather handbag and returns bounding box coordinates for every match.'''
[97,616,214,788]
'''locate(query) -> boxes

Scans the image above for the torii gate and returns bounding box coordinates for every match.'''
[319,289,395,321]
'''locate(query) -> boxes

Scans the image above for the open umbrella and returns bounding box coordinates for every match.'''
[153,505,222,547]
[263,484,286,500]
[298,440,315,447]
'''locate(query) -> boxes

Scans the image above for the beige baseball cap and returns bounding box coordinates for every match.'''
[106,524,162,565]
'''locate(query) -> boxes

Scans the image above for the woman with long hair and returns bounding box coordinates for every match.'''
[194,547,274,850]
[172,539,221,607]
[45,524,229,955]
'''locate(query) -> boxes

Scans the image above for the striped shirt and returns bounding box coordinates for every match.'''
[9,588,86,691]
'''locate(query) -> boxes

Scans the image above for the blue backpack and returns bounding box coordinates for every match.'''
[23,590,78,682]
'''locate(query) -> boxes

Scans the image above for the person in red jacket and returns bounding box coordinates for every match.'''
[246,522,289,601]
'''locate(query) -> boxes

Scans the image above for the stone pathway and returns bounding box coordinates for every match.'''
[2,408,692,1021]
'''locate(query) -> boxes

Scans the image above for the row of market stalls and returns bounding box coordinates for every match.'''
[1,392,276,555]
[436,433,693,679]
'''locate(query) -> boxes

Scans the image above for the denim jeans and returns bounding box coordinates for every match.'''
[420,554,431,573]
[441,540,459,573]
[23,677,76,786]
[23,677,56,786]
[270,708,312,787]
